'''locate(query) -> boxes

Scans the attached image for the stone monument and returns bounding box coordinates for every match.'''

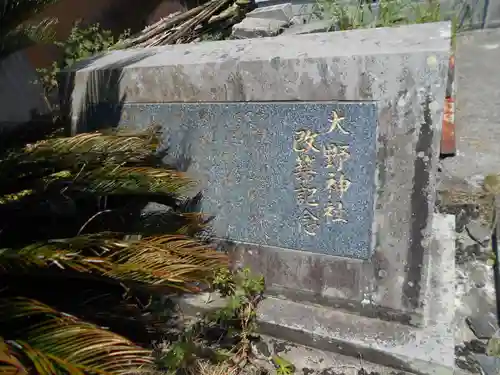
[64,22,456,374]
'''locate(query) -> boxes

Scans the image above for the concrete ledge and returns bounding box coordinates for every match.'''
[254,334,418,375]
[177,214,457,375]
[255,214,456,375]
[257,297,451,375]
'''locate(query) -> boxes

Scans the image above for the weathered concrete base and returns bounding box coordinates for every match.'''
[257,219,455,375]
[257,297,452,375]
[178,214,457,374]
[251,334,417,375]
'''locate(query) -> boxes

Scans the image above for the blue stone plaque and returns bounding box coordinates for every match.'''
[113,102,378,259]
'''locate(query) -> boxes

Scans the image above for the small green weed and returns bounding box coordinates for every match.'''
[156,267,266,374]
[35,21,129,98]
[272,355,295,375]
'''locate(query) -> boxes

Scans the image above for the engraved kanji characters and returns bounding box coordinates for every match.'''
[293,129,321,235]
[326,110,349,135]
[294,153,317,184]
[295,186,319,207]
[323,143,350,171]
[299,209,320,236]
[293,130,320,153]
[293,109,352,234]
[324,201,347,223]
[325,172,351,196]
[322,111,351,223]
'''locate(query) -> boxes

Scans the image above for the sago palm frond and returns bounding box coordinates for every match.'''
[0,165,196,209]
[23,129,160,164]
[0,297,158,375]
[70,166,196,196]
[57,234,229,288]
[0,337,27,375]
[0,121,225,371]
[0,0,60,33]
[0,0,60,58]
[0,129,196,200]
[1,233,228,291]
[0,17,58,58]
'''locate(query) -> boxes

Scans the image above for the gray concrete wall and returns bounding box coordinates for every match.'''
[485,0,500,26]
[440,28,500,190]
[0,51,50,124]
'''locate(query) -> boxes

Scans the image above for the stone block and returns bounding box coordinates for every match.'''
[474,354,500,375]
[290,2,316,17]
[255,0,290,7]
[64,22,451,324]
[231,17,288,38]
[280,19,333,35]
[466,313,499,339]
[245,3,293,21]
[466,219,492,245]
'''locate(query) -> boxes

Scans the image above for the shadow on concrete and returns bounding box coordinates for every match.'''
[59,50,158,134]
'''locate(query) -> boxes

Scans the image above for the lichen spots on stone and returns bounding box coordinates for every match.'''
[426,55,438,70]
[270,56,281,70]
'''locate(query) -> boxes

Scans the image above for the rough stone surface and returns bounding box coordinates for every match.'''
[141,202,171,214]
[439,29,500,191]
[250,335,416,375]
[289,3,319,24]
[466,314,499,340]
[231,17,288,38]
[473,354,500,375]
[245,3,293,21]
[450,193,497,374]
[456,232,484,264]
[466,219,492,246]
[455,343,482,373]
[280,19,332,35]
[455,259,496,344]
[64,22,451,322]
